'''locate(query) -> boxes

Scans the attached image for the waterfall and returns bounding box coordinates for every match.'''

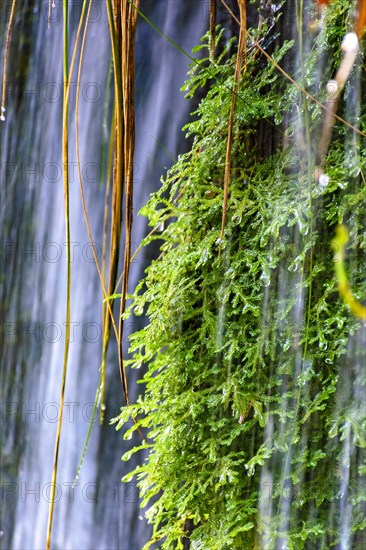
[3,1,365,549]
[0,1,205,548]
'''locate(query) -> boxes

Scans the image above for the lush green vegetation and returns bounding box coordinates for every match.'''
[113,2,366,548]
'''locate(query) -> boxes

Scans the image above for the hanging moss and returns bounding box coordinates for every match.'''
[113,3,366,548]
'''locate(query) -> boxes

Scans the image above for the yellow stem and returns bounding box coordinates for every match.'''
[1,0,17,120]
[332,224,366,321]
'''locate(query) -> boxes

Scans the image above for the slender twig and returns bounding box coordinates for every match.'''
[46,0,71,546]
[219,0,246,255]
[101,108,115,413]
[317,32,359,166]
[1,0,17,121]
[356,0,366,39]
[105,0,127,398]
[210,0,217,62]
[117,0,140,410]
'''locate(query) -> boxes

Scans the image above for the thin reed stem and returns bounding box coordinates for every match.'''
[1,0,17,121]
[101,108,115,415]
[210,0,217,62]
[45,0,92,544]
[106,0,127,399]
[117,0,140,412]
[219,0,246,256]
[45,0,71,546]
[74,0,121,436]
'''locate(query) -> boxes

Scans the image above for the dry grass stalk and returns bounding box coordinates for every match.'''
[219,0,246,255]
[1,0,17,121]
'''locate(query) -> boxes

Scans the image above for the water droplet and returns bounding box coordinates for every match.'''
[1,106,5,112]
[0,115,5,122]
[341,32,359,53]
[283,339,291,351]
[299,223,309,236]
[260,271,270,286]
[319,174,330,187]
[202,248,209,263]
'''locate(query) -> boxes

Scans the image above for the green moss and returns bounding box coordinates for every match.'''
[113,3,366,548]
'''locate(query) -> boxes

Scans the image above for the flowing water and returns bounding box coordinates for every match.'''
[2,1,366,549]
[256,3,366,548]
[1,1,205,548]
